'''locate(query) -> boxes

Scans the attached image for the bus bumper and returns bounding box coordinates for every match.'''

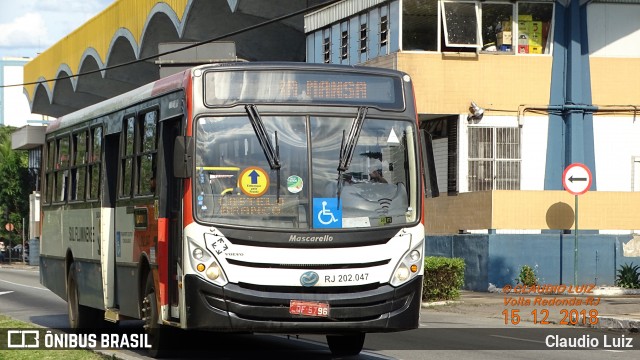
[184,274,422,333]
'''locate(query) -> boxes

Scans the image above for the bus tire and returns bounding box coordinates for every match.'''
[143,272,172,358]
[326,333,365,357]
[67,262,101,329]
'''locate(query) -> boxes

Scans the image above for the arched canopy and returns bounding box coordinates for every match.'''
[25,0,319,117]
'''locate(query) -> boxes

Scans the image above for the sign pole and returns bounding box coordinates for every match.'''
[562,163,591,286]
[574,195,578,285]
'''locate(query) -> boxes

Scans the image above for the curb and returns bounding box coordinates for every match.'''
[593,316,640,332]
[593,287,640,296]
[421,300,461,308]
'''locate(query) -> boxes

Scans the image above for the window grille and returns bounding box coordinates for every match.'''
[468,127,520,191]
[341,30,348,59]
[323,36,330,63]
[360,23,367,53]
[380,15,388,46]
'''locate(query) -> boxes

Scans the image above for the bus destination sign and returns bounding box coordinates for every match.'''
[212,195,298,217]
[204,70,404,109]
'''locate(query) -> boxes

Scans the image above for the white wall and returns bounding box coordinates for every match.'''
[2,62,32,127]
[593,116,640,191]
[588,4,640,57]
[519,115,548,190]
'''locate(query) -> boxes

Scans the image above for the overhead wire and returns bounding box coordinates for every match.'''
[0,0,342,89]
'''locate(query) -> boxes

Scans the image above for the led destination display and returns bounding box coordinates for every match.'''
[204,69,404,109]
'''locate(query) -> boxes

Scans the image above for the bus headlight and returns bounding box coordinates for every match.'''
[206,262,222,280]
[390,240,424,287]
[410,250,421,262]
[193,247,204,260]
[395,264,410,282]
[187,236,228,286]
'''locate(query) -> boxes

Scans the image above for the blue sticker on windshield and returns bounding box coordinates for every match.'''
[313,198,342,229]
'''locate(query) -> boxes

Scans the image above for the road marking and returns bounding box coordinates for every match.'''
[0,279,48,291]
[0,291,14,296]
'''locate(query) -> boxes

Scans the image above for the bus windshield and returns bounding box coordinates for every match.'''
[194,114,417,230]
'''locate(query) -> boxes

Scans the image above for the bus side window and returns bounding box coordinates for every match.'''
[137,111,157,196]
[88,126,102,200]
[71,130,88,201]
[44,140,56,204]
[56,136,70,202]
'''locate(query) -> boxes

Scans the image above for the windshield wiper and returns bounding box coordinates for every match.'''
[245,104,281,170]
[336,107,368,205]
[245,104,281,201]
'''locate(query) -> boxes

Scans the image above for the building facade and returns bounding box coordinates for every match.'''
[305,0,640,289]
[1,57,35,127]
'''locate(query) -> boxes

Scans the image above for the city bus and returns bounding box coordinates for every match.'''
[39,62,425,357]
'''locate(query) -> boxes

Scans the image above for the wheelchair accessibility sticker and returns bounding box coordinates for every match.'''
[313,198,342,229]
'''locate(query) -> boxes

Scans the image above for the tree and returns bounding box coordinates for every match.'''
[0,126,31,247]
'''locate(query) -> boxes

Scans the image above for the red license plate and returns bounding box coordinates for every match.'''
[289,300,330,317]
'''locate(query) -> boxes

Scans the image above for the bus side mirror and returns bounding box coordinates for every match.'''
[174,136,193,178]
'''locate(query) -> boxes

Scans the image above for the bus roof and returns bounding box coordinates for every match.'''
[46,62,408,134]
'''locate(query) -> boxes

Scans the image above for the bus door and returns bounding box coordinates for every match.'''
[101,132,120,314]
[159,117,183,321]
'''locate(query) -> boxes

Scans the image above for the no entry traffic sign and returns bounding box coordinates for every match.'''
[562,163,592,196]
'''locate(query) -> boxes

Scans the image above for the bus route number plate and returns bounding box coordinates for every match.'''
[289,300,330,317]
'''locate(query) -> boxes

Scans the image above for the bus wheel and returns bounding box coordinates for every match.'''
[326,333,366,357]
[67,262,101,329]
[142,272,172,358]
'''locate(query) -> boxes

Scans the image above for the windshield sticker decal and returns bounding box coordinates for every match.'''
[342,217,370,228]
[387,128,400,144]
[239,166,270,197]
[313,198,342,229]
[287,175,304,193]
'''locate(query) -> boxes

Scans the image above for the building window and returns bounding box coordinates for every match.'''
[341,30,348,59]
[360,22,368,53]
[416,0,553,54]
[402,0,438,51]
[481,3,514,52]
[323,35,331,63]
[517,2,553,54]
[380,15,389,46]
[468,127,520,191]
[441,1,478,48]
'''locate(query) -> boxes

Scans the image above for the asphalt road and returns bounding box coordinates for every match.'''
[1,266,638,360]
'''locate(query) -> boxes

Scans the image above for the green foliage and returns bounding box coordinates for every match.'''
[0,126,32,246]
[423,256,465,301]
[515,265,538,286]
[0,315,109,359]
[615,263,640,289]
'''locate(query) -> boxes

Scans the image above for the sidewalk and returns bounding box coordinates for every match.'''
[0,261,38,270]
[424,288,640,331]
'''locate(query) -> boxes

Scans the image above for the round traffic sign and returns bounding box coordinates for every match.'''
[238,166,270,197]
[562,163,592,195]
